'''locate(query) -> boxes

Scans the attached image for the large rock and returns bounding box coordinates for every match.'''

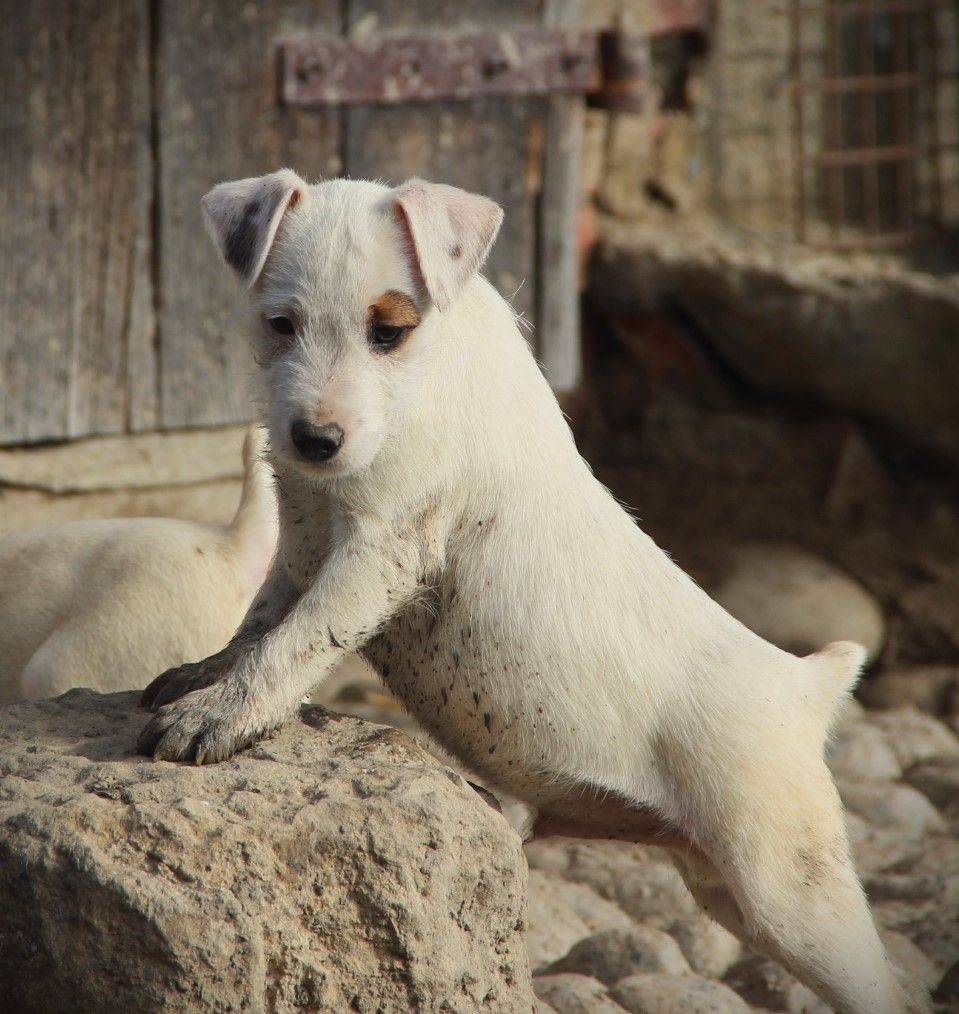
[0,691,533,1014]
[708,543,885,662]
[591,215,959,460]
[545,925,691,984]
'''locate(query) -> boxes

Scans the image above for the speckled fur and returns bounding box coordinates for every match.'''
[139,173,927,1014]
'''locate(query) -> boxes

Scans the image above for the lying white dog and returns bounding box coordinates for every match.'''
[139,171,926,1014]
[0,429,276,705]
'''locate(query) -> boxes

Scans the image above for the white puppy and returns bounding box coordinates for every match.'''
[139,172,926,1014]
[0,429,276,705]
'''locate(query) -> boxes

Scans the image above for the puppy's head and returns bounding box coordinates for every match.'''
[202,170,502,479]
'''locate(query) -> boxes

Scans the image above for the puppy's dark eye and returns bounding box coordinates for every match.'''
[269,316,295,335]
[369,323,407,351]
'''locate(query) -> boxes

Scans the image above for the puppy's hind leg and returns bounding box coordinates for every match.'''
[675,753,926,1014]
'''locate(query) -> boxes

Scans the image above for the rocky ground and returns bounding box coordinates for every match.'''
[329,661,959,1012]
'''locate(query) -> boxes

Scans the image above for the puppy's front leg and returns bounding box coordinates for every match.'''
[137,535,418,764]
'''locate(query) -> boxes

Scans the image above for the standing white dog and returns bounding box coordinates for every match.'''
[0,429,276,705]
[139,171,926,1014]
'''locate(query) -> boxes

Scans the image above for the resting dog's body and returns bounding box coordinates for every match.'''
[140,173,926,1013]
[0,430,276,704]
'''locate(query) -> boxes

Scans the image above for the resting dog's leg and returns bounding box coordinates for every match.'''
[673,755,924,1014]
[137,534,418,763]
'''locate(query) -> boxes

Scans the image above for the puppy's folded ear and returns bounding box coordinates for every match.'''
[389,179,504,313]
[201,169,307,287]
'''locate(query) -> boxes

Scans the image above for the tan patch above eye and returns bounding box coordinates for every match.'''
[370,290,420,328]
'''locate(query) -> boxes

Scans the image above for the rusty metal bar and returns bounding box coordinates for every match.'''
[926,1,944,223]
[862,6,881,234]
[793,1,951,18]
[893,11,915,232]
[282,29,601,107]
[790,71,922,94]
[589,30,650,112]
[791,0,808,242]
[812,228,935,248]
[824,0,844,239]
[651,0,711,36]
[807,141,948,166]
[788,0,947,248]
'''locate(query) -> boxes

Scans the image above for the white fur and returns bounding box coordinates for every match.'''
[0,429,277,705]
[139,175,929,1014]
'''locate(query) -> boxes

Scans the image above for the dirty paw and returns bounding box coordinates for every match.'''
[136,684,269,764]
[140,653,234,710]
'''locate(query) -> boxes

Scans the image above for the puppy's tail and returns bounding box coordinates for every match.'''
[229,426,279,551]
[804,640,867,736]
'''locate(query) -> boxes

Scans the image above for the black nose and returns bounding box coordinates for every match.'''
[290,419,344,462]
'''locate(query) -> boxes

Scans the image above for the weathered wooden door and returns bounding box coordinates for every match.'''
[0,0,581,445]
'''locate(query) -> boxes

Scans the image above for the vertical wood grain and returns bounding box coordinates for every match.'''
[155,0,343,429]
[0,0,155,444]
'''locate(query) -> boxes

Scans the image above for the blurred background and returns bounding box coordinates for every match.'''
[1,0,958,705]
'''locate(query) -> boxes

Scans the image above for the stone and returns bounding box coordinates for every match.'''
[524,840,698,927]
[903,756,959,814]
[934,960,959,1007]
[826,720,903,783]
[838,781,947,839]
[866,708,959,768]
[546,925,691,984]
[708,543,885,661]
[533,974,626,1014]
[590,216,959,461]
[0,691,533,1014]
[666,914,742,978]
[863,873,941,904]
[526,871,592,972]
[858,665,959,716]
[526,869,634,970]
[879,929,942,991]
[610,973,751,1014]
[844,812,925,874]
[722,955,830,1013]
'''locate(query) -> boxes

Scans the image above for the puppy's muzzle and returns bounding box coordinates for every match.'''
[290,419,344,463]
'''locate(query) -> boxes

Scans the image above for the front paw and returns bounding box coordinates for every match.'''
[141,654,231,710]
[136,683,272,764]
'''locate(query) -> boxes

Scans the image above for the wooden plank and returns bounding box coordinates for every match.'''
[0,0,155,444]
[156,0,343,430]
[343,0,544,325]
[538,0,583,391]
